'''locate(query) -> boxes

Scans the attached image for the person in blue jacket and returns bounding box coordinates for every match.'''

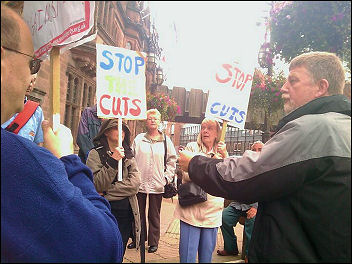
[2,73,44,146]
[76,103,102,163]
[1,4,123,262]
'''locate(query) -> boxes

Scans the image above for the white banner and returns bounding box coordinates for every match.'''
[96,44,147,120]
[205,60,255,129]
[22,1,95,59]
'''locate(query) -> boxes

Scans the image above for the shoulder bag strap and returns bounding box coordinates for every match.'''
[5,100,39,134]
[163,133,167,172]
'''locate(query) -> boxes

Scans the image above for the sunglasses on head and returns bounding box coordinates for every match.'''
[2,46,42,74]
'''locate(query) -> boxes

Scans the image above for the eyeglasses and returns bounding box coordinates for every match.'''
[3,46,42,74]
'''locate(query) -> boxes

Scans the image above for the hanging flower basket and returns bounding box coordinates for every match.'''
[147,92,181,122]
[248,69,286,129]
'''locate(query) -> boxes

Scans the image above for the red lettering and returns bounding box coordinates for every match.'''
[122,97,130,115]
[112,97,122,115]
[232,67,242,87]
[37,9,44,31]
[216,63,253,92]
[236,72,245,90]
[130,99,142,116]
[242,74,253,91]
[216,64,232,83]
[99,95,142,117]
[100,94,111,115]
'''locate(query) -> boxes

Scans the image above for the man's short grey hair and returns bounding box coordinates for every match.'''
[289,51,345,95]
[1,3,21,50]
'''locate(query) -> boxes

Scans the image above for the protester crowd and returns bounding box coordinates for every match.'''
[1,3,351,263]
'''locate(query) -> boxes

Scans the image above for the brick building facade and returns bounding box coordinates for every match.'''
[6,1,179,151]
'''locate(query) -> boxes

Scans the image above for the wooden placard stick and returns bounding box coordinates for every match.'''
[50,46,60,131]
[220,120,228,142]
[118,117,122,181]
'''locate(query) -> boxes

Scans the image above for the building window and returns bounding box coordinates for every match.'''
[73,77,79,103]
[113,19,118,43]
[66,74,72,101]
[126,41,132,50]
[103,1,110,30]
[64,73,82,141]
[88,86,93,106]
[82,83,88,108]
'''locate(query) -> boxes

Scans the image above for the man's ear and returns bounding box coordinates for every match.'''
[316,79,329,97]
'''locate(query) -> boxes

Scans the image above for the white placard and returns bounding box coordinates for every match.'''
[205,60,255,129]
[96,44,147,120]
[22,1,95,59]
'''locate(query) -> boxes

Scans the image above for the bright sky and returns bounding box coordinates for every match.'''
[148,1,289,92]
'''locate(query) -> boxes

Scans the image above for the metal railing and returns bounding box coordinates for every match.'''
[180,125,263,156]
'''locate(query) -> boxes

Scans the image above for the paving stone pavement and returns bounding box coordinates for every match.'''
[123,196,244,263]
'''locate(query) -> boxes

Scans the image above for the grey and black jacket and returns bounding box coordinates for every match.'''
[187,95,351,262]
[86,119,141,250]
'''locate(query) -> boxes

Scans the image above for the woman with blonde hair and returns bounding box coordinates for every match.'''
[174,117,227,262]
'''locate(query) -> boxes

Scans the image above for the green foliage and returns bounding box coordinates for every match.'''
[270,1,351,72]
[147,92,181,122]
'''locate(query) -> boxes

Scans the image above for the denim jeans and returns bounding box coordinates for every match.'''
[179,220,218,263]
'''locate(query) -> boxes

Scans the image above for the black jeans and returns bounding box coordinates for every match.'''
[109,198,134,256]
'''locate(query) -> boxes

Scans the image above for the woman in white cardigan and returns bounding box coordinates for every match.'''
[132,109,177,253]
[174,117,227,263]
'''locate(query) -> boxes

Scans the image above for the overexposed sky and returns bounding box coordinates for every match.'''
[148,1,289,91]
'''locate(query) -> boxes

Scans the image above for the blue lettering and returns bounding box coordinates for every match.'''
[235,111,246,123]
[100,50,114,70]
[135,57,145,75]
[228,107,239,121]
[115,53,124,72]
[210,102,246,124]
[124,56,132,73]
[210,102,221,114]
[220,105,230,117]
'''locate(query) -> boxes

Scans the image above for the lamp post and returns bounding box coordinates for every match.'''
[156,67,164,85]
[258,42,272,143]
[145,24,164,94]
[147,52,156,71]
[258,42,273,76]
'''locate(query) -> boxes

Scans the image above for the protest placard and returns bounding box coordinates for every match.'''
[22,1,95,60]
[96,44,147,120]
[205,60,255,130]
[22,1,95,131]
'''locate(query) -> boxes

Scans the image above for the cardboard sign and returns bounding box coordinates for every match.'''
[205,61,255,129]
[22,1,95,59]
[96,44,147,119]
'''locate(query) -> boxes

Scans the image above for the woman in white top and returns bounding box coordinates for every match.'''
[174,117,227,262]
[132,109,177,253]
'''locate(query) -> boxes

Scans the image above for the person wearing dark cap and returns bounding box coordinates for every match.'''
[86,119,141,256]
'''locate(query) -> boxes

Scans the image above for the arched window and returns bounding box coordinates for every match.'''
[126,41,132,50]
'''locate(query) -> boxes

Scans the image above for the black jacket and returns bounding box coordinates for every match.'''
[188,95,351,262]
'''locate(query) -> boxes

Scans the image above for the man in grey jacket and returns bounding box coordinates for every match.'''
[179,51,351,262]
